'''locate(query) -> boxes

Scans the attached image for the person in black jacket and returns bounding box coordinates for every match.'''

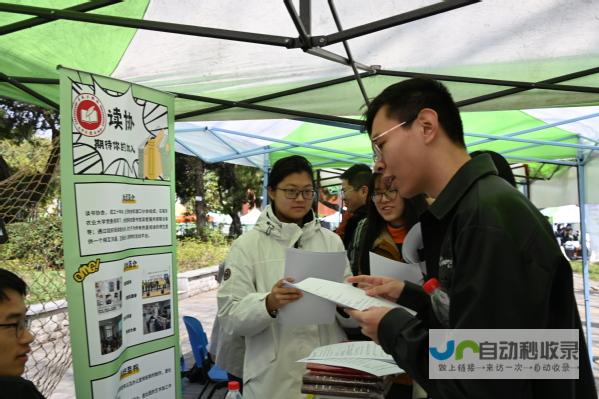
[0,268,45,398]
[339,164,372,272]
[346,78,597,399]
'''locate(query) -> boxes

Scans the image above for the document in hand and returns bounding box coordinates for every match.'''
[278,248,348,326]
[369,252,424,284]
[288,277,416,315]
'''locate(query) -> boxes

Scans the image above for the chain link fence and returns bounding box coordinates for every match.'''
[0,138,71,397]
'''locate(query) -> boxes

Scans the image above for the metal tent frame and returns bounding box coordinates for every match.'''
[1,0,598,361]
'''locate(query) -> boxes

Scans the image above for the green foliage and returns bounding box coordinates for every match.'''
[174,152,202,204]
[203,169,223,213]
[0,215,63,269]
[570,260,599,281]
[0,137,54,175]
[176,234,231,272]
[0,97,59,143]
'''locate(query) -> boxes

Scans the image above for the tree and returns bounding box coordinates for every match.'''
[0,98,59,221]
[175,152,264,238]
[208,162,263,237]
[175,152,208,233]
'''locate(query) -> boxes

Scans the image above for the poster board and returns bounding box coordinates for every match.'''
[59,67,180,399]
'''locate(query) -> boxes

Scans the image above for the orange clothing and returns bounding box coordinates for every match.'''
[386,224,407,244]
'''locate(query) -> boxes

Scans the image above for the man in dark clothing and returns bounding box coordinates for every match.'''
[347,78,596,399]
[0,269,45,398]
[339,164,371,272]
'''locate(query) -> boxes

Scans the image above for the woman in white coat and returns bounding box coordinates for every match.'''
[217,155,349,399]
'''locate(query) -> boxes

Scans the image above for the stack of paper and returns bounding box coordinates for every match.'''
[298,341,404,377]
[299,342,403,398]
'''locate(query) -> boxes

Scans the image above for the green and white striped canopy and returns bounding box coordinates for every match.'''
[1,0,599,174]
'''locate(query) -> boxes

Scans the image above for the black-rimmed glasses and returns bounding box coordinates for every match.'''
[0,318,31,338]
[276,188,316,200]
[371,189,399,203]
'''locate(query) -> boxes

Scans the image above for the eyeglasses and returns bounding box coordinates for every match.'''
[371,188,399,203]
[0,318,31,338]
[371,118,413,163]
[276,188,316,200]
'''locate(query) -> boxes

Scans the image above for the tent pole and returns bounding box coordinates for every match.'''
[175,92,362,129]
[176,71,374,118]
[377,69,599,95]
[0,3,296,47]
[327,0,370,106]
[207,130,261,169]
[468,111,599,147]
[456,66,599,108]
[262,157,270,210]
[465,132,599,151]
[576,149,593,363]
[205,127,371,161]
[316,0,478,47]
[0,0,120,35]
[176,129,363,163]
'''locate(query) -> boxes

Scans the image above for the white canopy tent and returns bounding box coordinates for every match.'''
[2,0,599,360]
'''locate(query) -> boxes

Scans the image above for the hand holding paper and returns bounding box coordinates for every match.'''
[266,277,302,315]
[288,277,415,314]
[346,275,406,302]
[345,307,392,344]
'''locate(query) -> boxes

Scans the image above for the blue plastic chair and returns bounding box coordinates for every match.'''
[183,315,229,399]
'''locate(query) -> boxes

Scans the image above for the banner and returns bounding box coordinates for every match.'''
[59,67,180,399]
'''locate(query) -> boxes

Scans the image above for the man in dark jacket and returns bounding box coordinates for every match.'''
[347,78,596,398]
[0,268,45,398]
[339,164,371,272]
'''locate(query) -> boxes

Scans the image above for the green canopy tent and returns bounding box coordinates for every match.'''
[1,0,599,362]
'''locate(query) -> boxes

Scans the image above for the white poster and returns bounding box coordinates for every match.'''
[91,347,176,399]
[75,182,172,256]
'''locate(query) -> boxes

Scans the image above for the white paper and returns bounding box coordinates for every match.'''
[278,248,347,325]
[289,277,416,315]
[297,357,404,377]
[306,341,395,363]
[369,252,424,284]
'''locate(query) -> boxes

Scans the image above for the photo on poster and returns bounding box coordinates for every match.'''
[142,270,170,298]
[95,277,122,314]
[99,315,123,355]
[82,253,174,366]
[143,299,171,335]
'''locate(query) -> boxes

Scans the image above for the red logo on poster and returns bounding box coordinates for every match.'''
[73,93,106,137]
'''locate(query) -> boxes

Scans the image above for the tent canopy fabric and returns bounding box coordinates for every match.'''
[1,0,599,172]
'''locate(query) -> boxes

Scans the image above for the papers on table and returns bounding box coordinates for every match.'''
[369,252,424,284]
[298,341,404,377]
[305,341,394,363]
[278,248,347,326]
[288,277,416,315]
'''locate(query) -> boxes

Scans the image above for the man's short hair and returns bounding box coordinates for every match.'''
[340,164,372,189]
[364,78,465,148]
[0,269,27,302]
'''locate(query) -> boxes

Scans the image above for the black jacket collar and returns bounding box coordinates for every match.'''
[429,153,498,220]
